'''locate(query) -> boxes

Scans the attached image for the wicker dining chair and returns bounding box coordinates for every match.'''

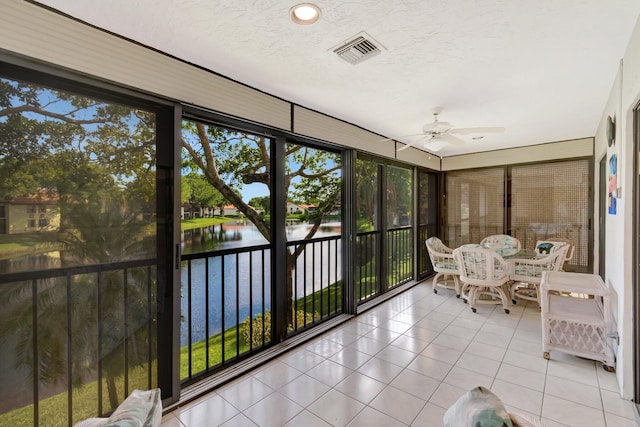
[535,239,574,269]
[453,244,511,314]
[480,234,522,252]
[426,237,461,297]
[510,245,569,305]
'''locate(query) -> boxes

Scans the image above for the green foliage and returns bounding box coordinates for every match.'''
[181,122,343,244]
[182,173,225,208]
[181,177,192,204]
[248,195,270,214]
[240,309,319,347]
[356,219,375,232]
[290,310,318,331]
[287,213,306,221]
[241,311,272,348]
[386,165,413,226]
[355,158,379,231]
[0,78,156,202]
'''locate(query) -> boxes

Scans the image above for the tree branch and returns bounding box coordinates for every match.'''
[0,104,112,125]
[294,165,341,180]
[292,188,341,259]
[185,125,272,241]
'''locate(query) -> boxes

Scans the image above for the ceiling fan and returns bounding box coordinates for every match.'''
[390,107,505,152]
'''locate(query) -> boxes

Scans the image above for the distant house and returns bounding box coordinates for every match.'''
[181,203,220,219]
[201,206,215,218]
[209,204,265,217]
[286,202,303,215]
[287,202,315,215]
[214,205,240,216]
[181,203,202,219]
[298,203,316,214]
[0,190,60,234]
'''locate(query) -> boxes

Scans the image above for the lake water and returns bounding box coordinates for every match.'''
[181,221,342,345]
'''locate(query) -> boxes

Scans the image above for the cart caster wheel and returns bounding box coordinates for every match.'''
[504,309,510,314]
[603,365,616,373]
[471,307,477,313]
[433,289,438,294]
[511,299,517,304]
[456,294,460,298]
[543,352,550,360]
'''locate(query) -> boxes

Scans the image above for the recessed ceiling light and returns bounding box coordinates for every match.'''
[290,3,321,25]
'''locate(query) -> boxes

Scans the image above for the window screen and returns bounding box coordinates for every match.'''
[510,159,590,269]
[444,168,505,248]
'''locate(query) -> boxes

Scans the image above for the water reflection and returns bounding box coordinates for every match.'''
[181,221,341,253]
[0,251,62,273]
[181,222,268,254]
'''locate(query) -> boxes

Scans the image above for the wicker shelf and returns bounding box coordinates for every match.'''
[540,271,616,371]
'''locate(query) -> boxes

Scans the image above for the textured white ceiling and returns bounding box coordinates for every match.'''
[36,0,640,157]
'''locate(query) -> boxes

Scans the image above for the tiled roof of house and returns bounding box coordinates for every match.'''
[4,189,59,204]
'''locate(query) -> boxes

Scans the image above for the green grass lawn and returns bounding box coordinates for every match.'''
[0,363,156,427]
[0,231,61,258]
[181,217,233,230]
[0,217,233,259]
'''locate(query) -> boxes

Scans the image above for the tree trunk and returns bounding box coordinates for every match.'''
[106,375,119,412]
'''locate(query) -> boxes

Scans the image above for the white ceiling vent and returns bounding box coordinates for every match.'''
[332,32,383,65]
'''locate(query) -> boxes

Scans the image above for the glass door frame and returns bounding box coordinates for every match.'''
[0,54,179,414]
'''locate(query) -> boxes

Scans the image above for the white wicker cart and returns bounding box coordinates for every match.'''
[540,271,616,372]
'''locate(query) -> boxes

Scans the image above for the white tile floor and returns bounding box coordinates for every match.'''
[161,282,639,427]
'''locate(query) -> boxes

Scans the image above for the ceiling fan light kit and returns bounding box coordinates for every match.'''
[393,107,505,152]
[424,138,447,152]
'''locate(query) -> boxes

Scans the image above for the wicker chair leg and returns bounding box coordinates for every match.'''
[432,272,443,293]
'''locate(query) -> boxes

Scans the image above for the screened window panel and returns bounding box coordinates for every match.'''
[444,168,505,248]
[511,160,590,269]
[386,165,413,228]
[0,73,160,423]
[418,170,438,278]
[386,165,413,288]
[355,158,381,302]
[356,158,380,232]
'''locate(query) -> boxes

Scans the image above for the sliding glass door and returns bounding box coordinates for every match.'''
[179,117,344,383]
[0,65,173,426]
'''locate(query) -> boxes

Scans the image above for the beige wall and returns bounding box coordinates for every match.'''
[7,204,59,234]
[441,138,593,170]
[594,12,640,399]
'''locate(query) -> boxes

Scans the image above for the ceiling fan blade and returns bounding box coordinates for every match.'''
[396,137,426,151]
[439,133,465,145]
[448,126,505,135]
